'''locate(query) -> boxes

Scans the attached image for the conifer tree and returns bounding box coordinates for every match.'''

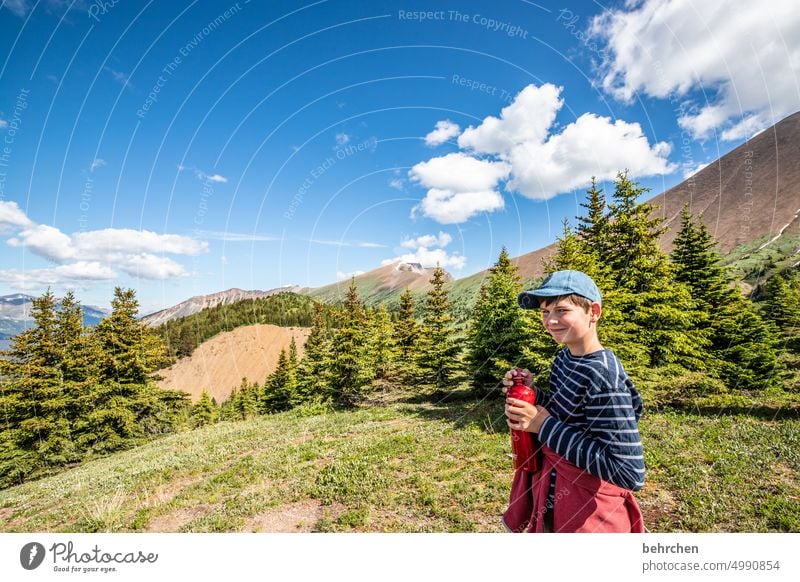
[192,390,218,427]
[0,290,75,484]
[393,288,419,381]
[81,287,179,453]
[763,273,800,333]
[236,377,258,419]
[603,172,708,369]
[297,303,333,403]
[671,206,782,389]
[576,177,610,257]
[328,279,371,406]
[466,248,541,392]
[417,266,460,391]
[367,305,396,380]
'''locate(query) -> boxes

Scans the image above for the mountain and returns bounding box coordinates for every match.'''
[141,286,302,327]
[303,261,452,305]
[156,323,310,402]
[651,111,800,254]
[471,111,800,287]
[0,293,108,340]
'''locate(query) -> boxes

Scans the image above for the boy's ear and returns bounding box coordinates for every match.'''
[590,302,602,322]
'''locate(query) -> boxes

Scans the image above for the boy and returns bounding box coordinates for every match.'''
[502,270,645,533]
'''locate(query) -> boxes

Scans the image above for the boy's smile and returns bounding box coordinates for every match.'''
[539,298,603,355]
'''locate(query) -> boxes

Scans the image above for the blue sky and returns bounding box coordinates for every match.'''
[0,0,798,314]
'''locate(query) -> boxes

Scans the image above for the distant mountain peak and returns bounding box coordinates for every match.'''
[141,286,302,327]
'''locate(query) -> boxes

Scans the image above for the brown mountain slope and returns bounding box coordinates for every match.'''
[157,324,310,403]
[507,111,800,282]
[651,111,800,253]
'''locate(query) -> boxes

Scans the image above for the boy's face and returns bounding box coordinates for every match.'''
[539,297,601,348]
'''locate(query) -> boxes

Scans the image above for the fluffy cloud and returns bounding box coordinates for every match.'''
[0,201,35,233]
[409,153,510,223]
[590,0,800,140]
[383,231,465,270]
[459,84,562,154]
[411,84,673,221]
[504,112,673,200]
[0,262,116,290]
[424,120,461,147]
[1,204,207,289]
[401,232,452,249]
[90,158,106,172]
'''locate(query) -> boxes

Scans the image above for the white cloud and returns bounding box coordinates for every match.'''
[116,253,188,279]
[590,0,800,140]
[384,231,464,270]
[90,158,106,172]
[195,170,228,183]
[409,85,674,218]
[424,120,461,147]
[8,224,74,261]
[0,119,7,129]
[72,228,208,256]
[409,152,510,223]
[505,112,674,200]
[335,133,351,145]
[1,205,206,287]
[459,84,563,154]
[382,248,466,270]
[0,262,116,291]
[336,270,364,281]
[401,232,452,250]
[0,201,35,233]
[389,178,404,190]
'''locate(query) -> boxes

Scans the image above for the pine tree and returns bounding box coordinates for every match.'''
[417,266,460,392]
[192,390,218,427]
[297,303,333,403]
[603,172,708,370]
[763,273,800,332]
[466,248,541,392]
[671,206,782,390]
[262,348,298,413]
[328,279,371,406]
[0,290,75,485]
[393,288,419,381]
[541,221,647,369]
[81,287,180,453]
[236,377,258,419]
[367,305,396,380]
[576,177,610,256]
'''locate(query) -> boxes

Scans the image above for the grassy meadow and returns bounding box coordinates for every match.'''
[1,386,798,533]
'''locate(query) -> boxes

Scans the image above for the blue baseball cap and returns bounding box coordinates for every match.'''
[518,270,602,309]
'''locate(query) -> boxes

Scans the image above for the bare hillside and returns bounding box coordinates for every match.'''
[157,324,310,403]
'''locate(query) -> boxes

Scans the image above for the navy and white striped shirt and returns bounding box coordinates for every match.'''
[536,347,645,491]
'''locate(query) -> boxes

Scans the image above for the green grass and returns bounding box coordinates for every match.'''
[0,389,798,532]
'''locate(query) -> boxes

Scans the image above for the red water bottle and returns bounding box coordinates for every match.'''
[508,368,539,473]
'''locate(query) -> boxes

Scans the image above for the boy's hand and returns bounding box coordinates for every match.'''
[500,368,533,395]
[505,399,550,434]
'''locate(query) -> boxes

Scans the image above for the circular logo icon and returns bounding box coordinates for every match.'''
[20,542,46,570]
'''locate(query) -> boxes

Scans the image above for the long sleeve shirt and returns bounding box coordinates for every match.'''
[535,347,645,491]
